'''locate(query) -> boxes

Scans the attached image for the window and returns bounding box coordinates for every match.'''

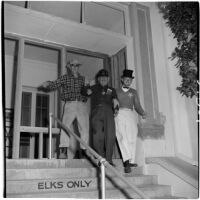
[5,1,26,8]
[35,94,49,127]
[20,89,51,127]
[6,2,127,35]
[20,87,56,158]
[29,1,81,23]
[21,92,32,126]
[85,2,125,35]
[20,133,30,158]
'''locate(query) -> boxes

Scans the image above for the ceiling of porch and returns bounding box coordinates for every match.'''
[4,4,130,56]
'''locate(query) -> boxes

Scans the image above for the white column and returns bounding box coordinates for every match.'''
[12,38,24,159]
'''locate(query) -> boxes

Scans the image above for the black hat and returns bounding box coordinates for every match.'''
[97,69,109,77]
[121,69,134,79]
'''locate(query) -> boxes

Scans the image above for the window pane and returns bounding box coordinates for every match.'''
[23,43,59,88]
[5,1,26,8]
[29,1,81,23]
[36,95,41,107]
[42,109,48,126]
[21,92,32,126]
[36,94,49,127]
[85,3,125,35]
[20,132,30,158]
[42,96,49,108]
[35,108,41,127]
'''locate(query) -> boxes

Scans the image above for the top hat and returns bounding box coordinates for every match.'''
[121,69,134,79]
[97,69,109,77]
[68,59,82,66]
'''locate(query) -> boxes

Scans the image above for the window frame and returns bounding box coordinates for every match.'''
[21,86,56,128]
[83,2,127,35]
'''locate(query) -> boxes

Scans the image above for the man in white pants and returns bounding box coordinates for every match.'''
[115,69,146,173]
[39,59,89,159]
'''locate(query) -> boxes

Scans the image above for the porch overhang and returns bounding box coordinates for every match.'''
[4,4,131,56]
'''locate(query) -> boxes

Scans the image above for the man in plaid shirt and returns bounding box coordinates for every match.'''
[39,59,89,159]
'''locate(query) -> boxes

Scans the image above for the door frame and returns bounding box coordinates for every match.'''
[5,33,115,158]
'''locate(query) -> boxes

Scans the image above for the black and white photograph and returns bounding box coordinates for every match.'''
[2,1,199,198]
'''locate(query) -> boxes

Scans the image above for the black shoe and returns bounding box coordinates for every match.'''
[79,149,87,159]
[129,163,138,167]
[74,151,80,159]
[124,160,131,173]
[59,147,68,159]
[109,162,115,167]
[124,165,132,173]
[124,160,129,167]
[74,149,87,159]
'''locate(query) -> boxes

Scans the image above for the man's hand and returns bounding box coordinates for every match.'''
[142,111,147,119]
[84,79,89,86]
[89,79,95,86]
[87,88,93,95]
[113,98,119,109]
[37,81,51,92]
[42,81,51,88]
[140,111,147,123]
[113,98,119,117]
[114,108,119,117]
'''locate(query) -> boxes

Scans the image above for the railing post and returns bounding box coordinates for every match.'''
[49,113,53,159]
[100,158,106,199]
[39,132,43,159]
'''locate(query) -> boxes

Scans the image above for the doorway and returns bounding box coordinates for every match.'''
[63,49,108,158]
[64,47,127,159]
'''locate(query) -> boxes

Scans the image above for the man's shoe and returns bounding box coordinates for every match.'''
[129,163,138,167]
[74,151,80,159]
[124,160,132,173]
[74,149,87,159]
[124,165,132,173]
[59,147,68,159]
[79,149,87,159]
[124,160,129,167]
[108,161,115,167]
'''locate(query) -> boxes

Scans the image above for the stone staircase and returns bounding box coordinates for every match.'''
[6,159,179,198]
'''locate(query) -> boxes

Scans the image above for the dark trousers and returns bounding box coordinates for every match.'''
[91,105,116,162]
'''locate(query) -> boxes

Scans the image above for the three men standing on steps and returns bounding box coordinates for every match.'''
[38,60,146,174]
[38,59,89,159]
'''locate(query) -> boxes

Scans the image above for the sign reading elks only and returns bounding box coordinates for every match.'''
[38,179,93,190]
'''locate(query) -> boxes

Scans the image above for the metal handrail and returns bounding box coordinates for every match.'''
[49,113,149,199]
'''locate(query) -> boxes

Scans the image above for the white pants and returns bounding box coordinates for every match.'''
[115,108,138,163]
[59,101,89,158]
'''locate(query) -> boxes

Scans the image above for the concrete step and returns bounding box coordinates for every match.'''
[6,158,125,169]
[6,165,144,180]
[154,196,185,199]
[7,174,157,194]
[6,184,172,198]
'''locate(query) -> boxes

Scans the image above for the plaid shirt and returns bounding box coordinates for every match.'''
[48,74,87,102]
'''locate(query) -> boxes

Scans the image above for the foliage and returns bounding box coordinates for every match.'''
[158,2,198,98]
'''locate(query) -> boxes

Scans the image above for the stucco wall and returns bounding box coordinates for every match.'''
[142,3,198,163]
[128,2,197,164]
